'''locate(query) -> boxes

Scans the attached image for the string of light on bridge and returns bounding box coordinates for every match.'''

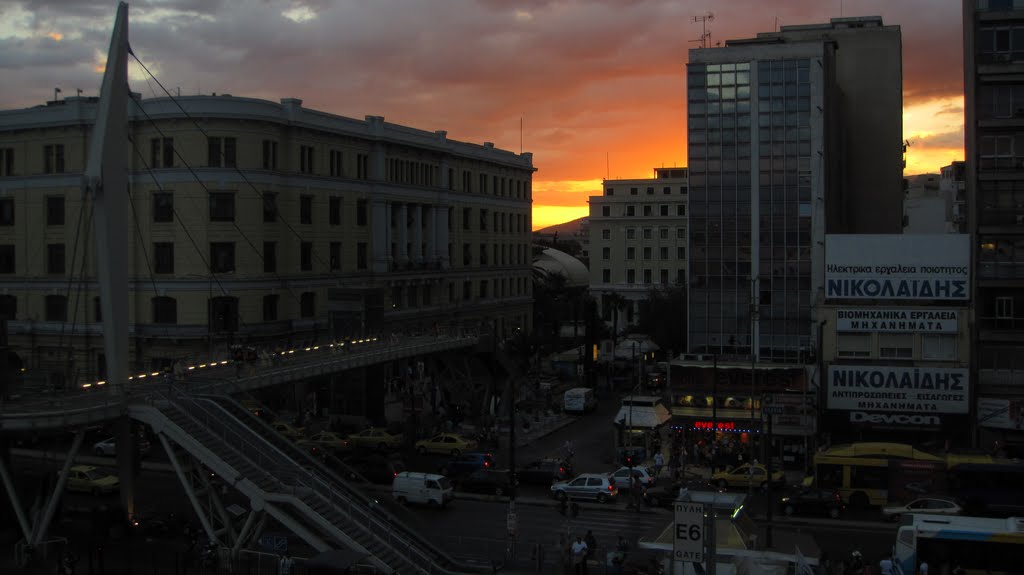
[79,337,381,389]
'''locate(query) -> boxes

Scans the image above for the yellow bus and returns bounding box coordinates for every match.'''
[812,443,944,507]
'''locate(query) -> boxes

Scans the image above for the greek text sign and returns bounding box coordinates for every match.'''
[825,235,970,301]
[836,308,959,333]
[673,502,705,563]
[827,365,969,414]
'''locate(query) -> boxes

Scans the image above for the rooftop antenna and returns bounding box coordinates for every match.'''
[606,152,610,179]
[691,13,715,49]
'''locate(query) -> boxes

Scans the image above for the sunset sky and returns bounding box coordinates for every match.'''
[0,0,965,230]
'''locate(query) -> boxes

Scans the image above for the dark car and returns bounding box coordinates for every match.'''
[779,487,845,519]
[341,454,406,484]
[442,452,495,477]
[642,480,722,508]
[517,459,573,485]
[458,469,515,496]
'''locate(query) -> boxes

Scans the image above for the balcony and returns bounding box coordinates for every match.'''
[978,262,1024,281]
[978,369,1024,393]
[978,316,1024,341]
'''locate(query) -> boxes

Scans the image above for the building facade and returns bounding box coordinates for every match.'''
[940,161,967,234]
[686,16,903,363]
[0,95,534,387]
[587,167,688,333]
[963,0,1024,452]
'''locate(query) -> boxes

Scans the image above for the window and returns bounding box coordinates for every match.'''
[660,247,669,259]
[463,280,472,300]
[602,206,610,217]
[150,137,174,168]
[627,247,635,260]
[263,193,278,223]
[601,229,611,240]
[152,297,177,324]
[210,242,235,273]
[43,144,65,173]
[480,209,488,231]
[207,137,236,168]
[153,242,174,274]
[677,205,686,216]
[0,148,13,176]
[677,227,685,239]
[660,269,669,284]
[627,206,636,217]
[300,195,313,224]
[627,269,636,284]
[300,145,314,173]
[209,296,238,332]
[0,198,12,225]
[94,296,101,322]
[627,228,636,240]
[0,245,14,273]
[209,192,235,222]
[463,244,471,265]
[922,334,957,361]
[264,241,277,273]
[479,244,488,265]
[329,241,341,271]
[329,150,343,177]
[300,292,316,317]
[643,247,652,260]
[644,269,652,284]
[606,188,614,196]
[262,140,278,169]
[630,187,638,195]
[996,296,1014,319]
[480,280,488,299]
[643,228,652,240]
[45,295,67,321]
[677,247,686,259]
[879,333,914,359]
[46,196,64,226]
[357,200,367,226]
[0,294,16,319]
[659,228,669,239]
[602,247,611,260]
[644,205,653,216]
[357,242,367,269]
[356,153,369,179]
[153,192,174,223]
[47,243,65,274]
[301,242,313,271]
[663,187,671,195]
[837,333,872,358]
[263,294,279,321]
[329,197,341,226]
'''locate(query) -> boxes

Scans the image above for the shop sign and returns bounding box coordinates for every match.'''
[978,397,1024,430]
[825,234,970,301]
[849,411,941,426]
[694,421,736,431]
[827,365,969,414]
[836,308,959,333]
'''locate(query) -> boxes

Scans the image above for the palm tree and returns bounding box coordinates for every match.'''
[604,291,629,345]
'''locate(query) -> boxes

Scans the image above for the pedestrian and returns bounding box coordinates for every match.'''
[879,556,894,575]
[570,535,588,575]
[584,530,597,561]
[653,451,664,477]
[279,552,295,575]
[560,534,572,575]
[917,561,928,575]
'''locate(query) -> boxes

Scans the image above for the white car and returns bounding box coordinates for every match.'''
[608,466,656,490]
[881,498,962,521]
[92,436,151,457]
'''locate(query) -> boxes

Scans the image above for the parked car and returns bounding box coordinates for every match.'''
[458,469,515,496]
[779,488,845,519]
[442,452,495,477]
[518,458,573,485]
[642,479,722,508]
[550,473,618,503]
[393,472,454,507]
[64,465,120,495]
[608,466,656,490]
[297,430,351,460]
[92,436,151,457]
[342,454,407,484]
[347,427,403,450]
[269,420,305,441]
[415,433,477,456]
[711,464,785,490]
[882,498,962,522]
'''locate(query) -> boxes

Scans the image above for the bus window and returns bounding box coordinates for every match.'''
[850,466,888,490]
[818,464,844,489]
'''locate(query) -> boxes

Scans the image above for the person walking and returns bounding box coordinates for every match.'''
[278,552,295,575]
[653,451,665,478]
[570,535,588,575]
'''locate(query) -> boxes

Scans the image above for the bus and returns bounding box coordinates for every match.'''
[813,443,943,507]
[894,515,1024,575]
[947,463,1024,517]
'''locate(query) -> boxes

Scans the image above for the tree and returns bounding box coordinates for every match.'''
[603,292,629,344]
[636,283,687,354]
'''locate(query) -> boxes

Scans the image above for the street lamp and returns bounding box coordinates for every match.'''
[748,276,758,499]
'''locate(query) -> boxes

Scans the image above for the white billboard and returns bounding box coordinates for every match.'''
[836,308,959,333]
[825,235,970,301]
[978,397,1024,430]
[827,365,969,414]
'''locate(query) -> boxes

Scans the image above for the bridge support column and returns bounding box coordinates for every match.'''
[196,463,237,543]
[0,443,32,542]
[157,432,219,545]
[115,416,137,521]
[32,430,84,545]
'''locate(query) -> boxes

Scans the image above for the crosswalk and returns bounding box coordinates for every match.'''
[513,504,671,556]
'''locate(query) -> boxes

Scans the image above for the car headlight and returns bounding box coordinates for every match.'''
[781,497,790,503]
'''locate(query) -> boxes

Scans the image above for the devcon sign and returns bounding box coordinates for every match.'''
[828,365,969,414]
[836,308,959,333]
[825,235,970,301]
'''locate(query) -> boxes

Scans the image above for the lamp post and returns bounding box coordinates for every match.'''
[748,276,758,499]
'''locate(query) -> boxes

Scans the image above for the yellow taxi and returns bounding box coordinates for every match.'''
[64,465,120,495]
[414,433,477,456]
[347,427,404,450]
[297,431,351,457]
[270,420,306,441]
[711,463,785,490]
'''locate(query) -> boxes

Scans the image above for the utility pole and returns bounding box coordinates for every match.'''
[748,277,758,500]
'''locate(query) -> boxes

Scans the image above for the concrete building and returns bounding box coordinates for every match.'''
[903,173,959,234]
[940,161,967,234]
[963,0,1024,452]
[587,167,688,335]
[686,16,903,364]
[0,94,534,387]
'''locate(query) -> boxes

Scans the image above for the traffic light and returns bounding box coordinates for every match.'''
[623,453,635,467]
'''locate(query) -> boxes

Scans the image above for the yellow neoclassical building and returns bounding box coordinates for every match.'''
[0,94,534,387]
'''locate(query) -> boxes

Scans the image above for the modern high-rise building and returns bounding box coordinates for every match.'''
[686,17,903,363]
[963,0,1024,452]
[0,95,535,388]
[588,167,688,333]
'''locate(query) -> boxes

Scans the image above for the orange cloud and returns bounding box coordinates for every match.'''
[47,32,64,42]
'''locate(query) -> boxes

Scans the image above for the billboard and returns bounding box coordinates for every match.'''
[827,365,969,414]
[978,397,1024,430]
[825,235,970,301]
[836,308,959,333]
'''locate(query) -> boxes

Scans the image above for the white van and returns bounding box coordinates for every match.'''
[392,472,454,507]
[563,387,597,414]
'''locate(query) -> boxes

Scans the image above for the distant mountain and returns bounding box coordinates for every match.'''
[534,217,587,237]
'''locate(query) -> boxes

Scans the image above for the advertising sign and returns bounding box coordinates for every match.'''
[825,235,970,301]
[836,308,959,333]
[978,397,1024,430]
[767,393,817,436]
[888,460,947,503]
[827,365,969,414]
[673,502,705,563]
